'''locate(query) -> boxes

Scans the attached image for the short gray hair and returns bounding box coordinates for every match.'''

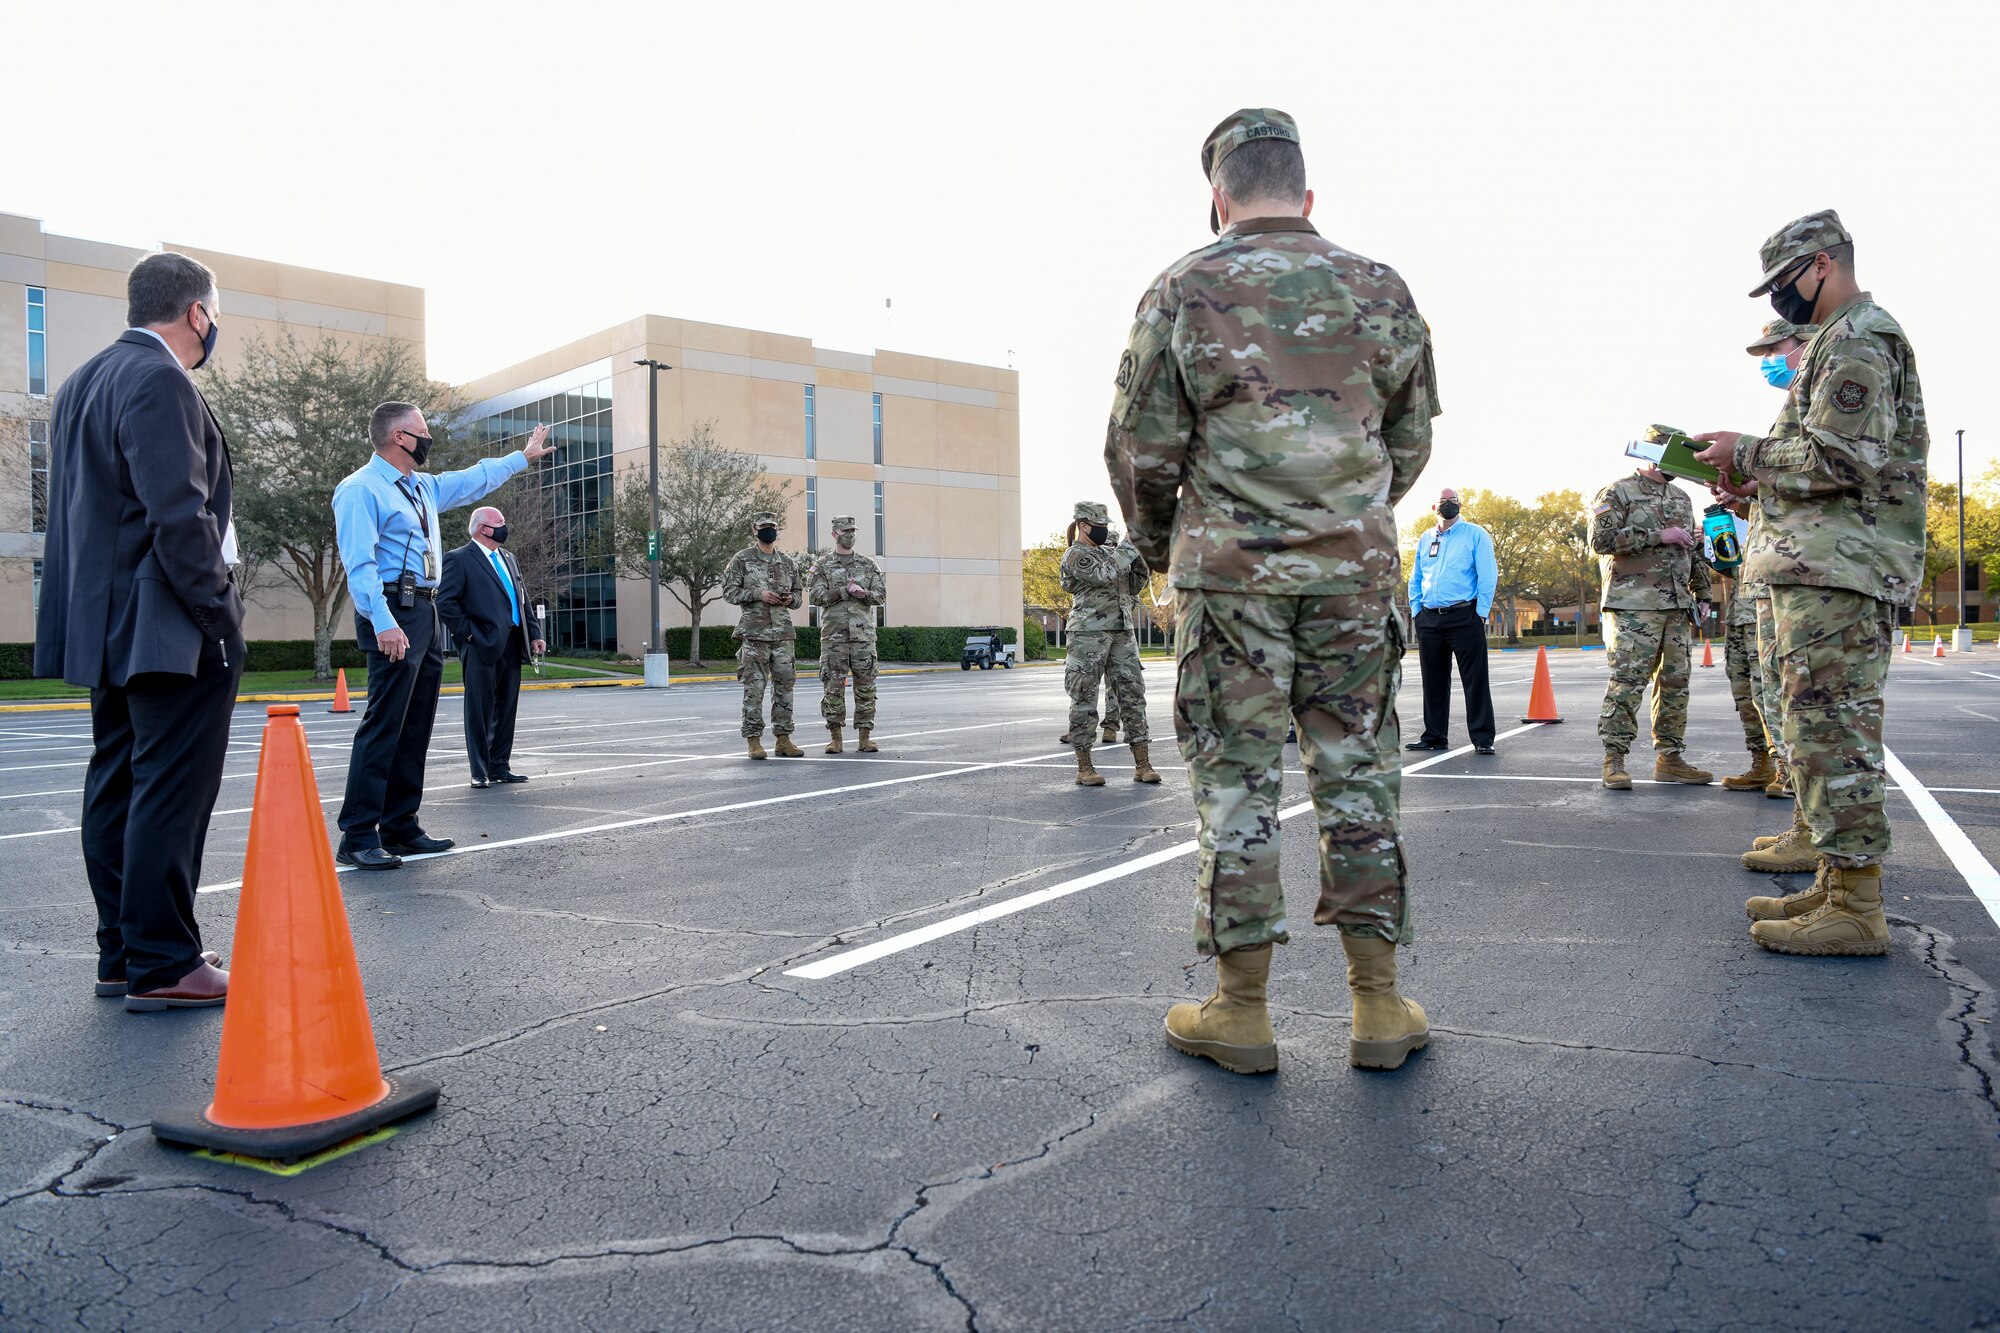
[127,252,217,328]
[1215,138,1307,208]
[370,401,421,449]
[468,506,501,536]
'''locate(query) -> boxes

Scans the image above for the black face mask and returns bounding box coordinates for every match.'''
[401,430,432,468]
[1769,262,1823,326]
[191,304,220,371]
[756,527,778,545]
[1088,523,1110,545]
[487,524,509,545]
[1437,500,1461,521]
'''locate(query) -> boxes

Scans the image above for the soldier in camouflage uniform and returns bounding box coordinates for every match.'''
[721,510,804,760]
[1715,510,1774,790]
[1060,501,1159,786]
[809,514,885,754]
[1107,109,1438,1075]
[1694,209,1928,957]
[1589,462,1715,789]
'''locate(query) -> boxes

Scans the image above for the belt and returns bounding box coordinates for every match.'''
[1425,599,1475,612]
[385,583,437,601]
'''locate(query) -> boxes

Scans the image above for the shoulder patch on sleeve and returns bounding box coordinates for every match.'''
[1593,502,1613,515]
[1831,379,1869,413]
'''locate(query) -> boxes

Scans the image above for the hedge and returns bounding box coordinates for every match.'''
[0,639,368,679]
[0,643,29,680]
[660,624,1015,665]
[1021,620,1048,661]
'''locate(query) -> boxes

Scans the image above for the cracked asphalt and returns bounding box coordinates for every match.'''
[3,648,1999,1331]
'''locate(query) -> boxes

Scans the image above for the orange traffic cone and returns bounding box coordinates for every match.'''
[1902,633,1912,654]
[329,668,353,714]
[1521,646,1563,723]
[153,705,438,1161]
[1935,635,1947,657]
[1700,638,1715,668]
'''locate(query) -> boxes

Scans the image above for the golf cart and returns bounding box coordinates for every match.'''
[960,629,1016,670]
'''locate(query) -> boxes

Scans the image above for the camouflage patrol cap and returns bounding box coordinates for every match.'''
[1748,209,1851,296]
[1201,108,1300,234]
[829,514,857,531]
[751,510,780,530]
[1745,318,1816,353]
[1073,500,1109,524]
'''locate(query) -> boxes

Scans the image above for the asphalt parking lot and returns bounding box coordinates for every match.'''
[3,648,1999,1331]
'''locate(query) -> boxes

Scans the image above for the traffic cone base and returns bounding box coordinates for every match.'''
[152,705,439,1163]
[1521,645,1563,723]
[329,668,353,714]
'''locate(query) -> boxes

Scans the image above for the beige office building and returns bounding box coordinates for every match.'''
[459,316,1022,653]
[0,210,425,643]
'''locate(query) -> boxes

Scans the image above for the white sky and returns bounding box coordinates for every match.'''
[12,0,1994,543]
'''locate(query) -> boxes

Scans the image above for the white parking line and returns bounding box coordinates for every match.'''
[785,722,1548,979]
[1883,747,2000,927]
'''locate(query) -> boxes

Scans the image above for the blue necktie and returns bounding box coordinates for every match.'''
[488,549,519,626]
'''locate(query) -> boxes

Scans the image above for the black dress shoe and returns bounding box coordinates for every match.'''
[381,833,455,856]
[1474,744,1496,755]
[1406,739,1448,752]
[469,778,489,789]
[492,770,530,784]
[336,846,405,870]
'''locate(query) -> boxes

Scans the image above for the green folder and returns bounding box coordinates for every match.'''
[1625,425,1741,486]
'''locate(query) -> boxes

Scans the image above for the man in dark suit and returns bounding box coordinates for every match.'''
[439,505,545,788]
[35,252,241,1012]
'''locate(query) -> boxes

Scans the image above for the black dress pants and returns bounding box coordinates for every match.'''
[82,638,244,994]
[337,598,443,851]
[1415,603,1496,747]
[461,638,524,782]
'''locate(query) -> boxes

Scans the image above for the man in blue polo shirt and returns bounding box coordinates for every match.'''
[1406,487,1498,754]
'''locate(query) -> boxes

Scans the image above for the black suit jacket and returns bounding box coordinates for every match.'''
[438,541,540,663]
[34,331,243,688]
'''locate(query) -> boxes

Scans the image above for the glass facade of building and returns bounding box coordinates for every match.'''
[28,419,48,534]
[805,477,818,554]
[873,480,885,557]
[471,376,616,651]
[872,391,883,465]
[26,287,46,395]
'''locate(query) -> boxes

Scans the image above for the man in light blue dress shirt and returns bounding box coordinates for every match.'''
[1406,487,1499,754]
[329,403,551,869]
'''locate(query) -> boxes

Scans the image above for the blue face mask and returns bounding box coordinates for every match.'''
[1759,353,1797,389]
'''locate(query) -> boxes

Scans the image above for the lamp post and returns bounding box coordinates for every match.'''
[1957,428,1972,653]
[635,358,673,686]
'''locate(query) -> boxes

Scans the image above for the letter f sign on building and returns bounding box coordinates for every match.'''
[647,530,661,562]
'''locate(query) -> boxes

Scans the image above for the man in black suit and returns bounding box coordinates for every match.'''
[439,505,545,788]
[35,252,241,1012]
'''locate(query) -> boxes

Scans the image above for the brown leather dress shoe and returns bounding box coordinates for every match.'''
[124,960,229,1012]
[97,950,220,998]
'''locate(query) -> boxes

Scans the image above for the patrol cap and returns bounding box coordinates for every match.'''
[1748,208,1851,296]
[1201,108,1301,234]
[1073,500,1109,524]
[1745,318,1816,354]
[829,514,857,531]
[751,510,780,530]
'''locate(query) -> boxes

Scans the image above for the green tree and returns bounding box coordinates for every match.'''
[1022,531,1071,617]
[204,331,463,679]
[603,421,792,667]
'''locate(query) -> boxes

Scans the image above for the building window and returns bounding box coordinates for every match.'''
[31,559,43,614]
[803,384,816,459]
[27,287,47,395]
[28,420,49,534]
[872,392,883,465]
[466,376,615,651]
[805,477,818,554]
[873,481,885,557]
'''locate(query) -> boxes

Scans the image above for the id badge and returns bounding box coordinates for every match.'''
[424,550,437,581]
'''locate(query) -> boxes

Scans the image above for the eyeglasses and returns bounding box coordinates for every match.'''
[1770,256,1814,291]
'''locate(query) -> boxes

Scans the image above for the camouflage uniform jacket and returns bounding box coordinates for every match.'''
[1729,294,1928,607]
[721,545,803,642]
[1104,217,1439,596]
[808,549,885,639]
[1061,541,1147,633]
[1589,471,1712,611]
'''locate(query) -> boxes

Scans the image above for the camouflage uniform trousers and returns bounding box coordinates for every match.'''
[737,640,796,738]
[1175,589,1407,956]
[819,633,878,730]
[1723,618,1769,752]
[1597,608,1694,754]
[1767,585,1893,865]
[1065,630,1149,744]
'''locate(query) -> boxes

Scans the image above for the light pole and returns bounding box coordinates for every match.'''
[635,358,673,686]
[1957,428,1972,653]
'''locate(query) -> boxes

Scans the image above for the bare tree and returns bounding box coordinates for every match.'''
[603,421,792,666]
[205,331,462,678]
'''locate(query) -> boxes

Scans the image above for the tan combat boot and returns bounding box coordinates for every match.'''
[1750,862,1891,956]
[1074,746,1106,787]
[1058,729,1074,745]
[1342,934,1430,1071]
[773,733,804,758]
[1752,805,1807,851]
[1745,864,1829,922]
[857,728,878,753]
[825,726,844,755]
[1130,742,1161,784]
[1602,750,1632,790]
[1101,719,1119,744]
[1743,808,1816,872]
[1722,749,1777,791]
[746,734,767,761]
[1765,755,1793,800]
[1163,943,1277,1074]
[1654,752,1714,785]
